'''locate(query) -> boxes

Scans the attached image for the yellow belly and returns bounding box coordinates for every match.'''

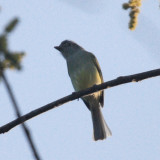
[71,66,102,92]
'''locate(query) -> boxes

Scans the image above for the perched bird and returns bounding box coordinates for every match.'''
[54,40,112,141]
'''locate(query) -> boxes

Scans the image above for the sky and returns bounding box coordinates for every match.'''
[0,0,160,160]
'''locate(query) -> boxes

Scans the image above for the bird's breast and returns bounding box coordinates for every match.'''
[69,63,102,92]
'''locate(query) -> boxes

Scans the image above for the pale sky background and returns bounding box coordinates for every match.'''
[0,0,160,160]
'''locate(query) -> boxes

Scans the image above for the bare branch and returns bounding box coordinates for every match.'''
[1,72,42,160]
[0,68,160,134]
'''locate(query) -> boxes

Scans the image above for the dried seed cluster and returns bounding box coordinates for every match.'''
[123,0,142,30]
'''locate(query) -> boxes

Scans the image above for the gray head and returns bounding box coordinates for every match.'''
[54,40,84,59]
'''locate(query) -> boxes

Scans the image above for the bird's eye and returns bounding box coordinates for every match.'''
[62,42,67,46]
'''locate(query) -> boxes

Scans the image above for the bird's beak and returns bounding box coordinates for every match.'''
[54,46,61,51]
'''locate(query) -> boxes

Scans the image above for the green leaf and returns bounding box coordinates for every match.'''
[0,35,8,52]
[5,18,19,33]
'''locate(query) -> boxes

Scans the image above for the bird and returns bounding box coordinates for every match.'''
[54,40,112,141]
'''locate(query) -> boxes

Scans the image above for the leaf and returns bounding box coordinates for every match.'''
[0,35,8,52]
[5,18,19,33]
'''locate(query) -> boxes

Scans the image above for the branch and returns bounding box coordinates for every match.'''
[0,68,160,134]
[1,72,42,160]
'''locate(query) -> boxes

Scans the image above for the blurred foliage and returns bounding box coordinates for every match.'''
[122,0,142,30]
[5,18,19,33]
[0,35,7,52]
[0,17,25,75]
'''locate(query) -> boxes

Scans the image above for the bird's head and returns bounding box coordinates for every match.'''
[54,40,83,59]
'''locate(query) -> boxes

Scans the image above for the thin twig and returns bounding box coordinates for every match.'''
[1,72,41,160]
[0,68,160,134]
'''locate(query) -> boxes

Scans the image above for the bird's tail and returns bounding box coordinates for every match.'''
[91,106,112,141]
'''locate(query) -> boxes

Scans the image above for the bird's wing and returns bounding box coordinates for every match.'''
[87,52,104,107]
[82,99,91,110]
